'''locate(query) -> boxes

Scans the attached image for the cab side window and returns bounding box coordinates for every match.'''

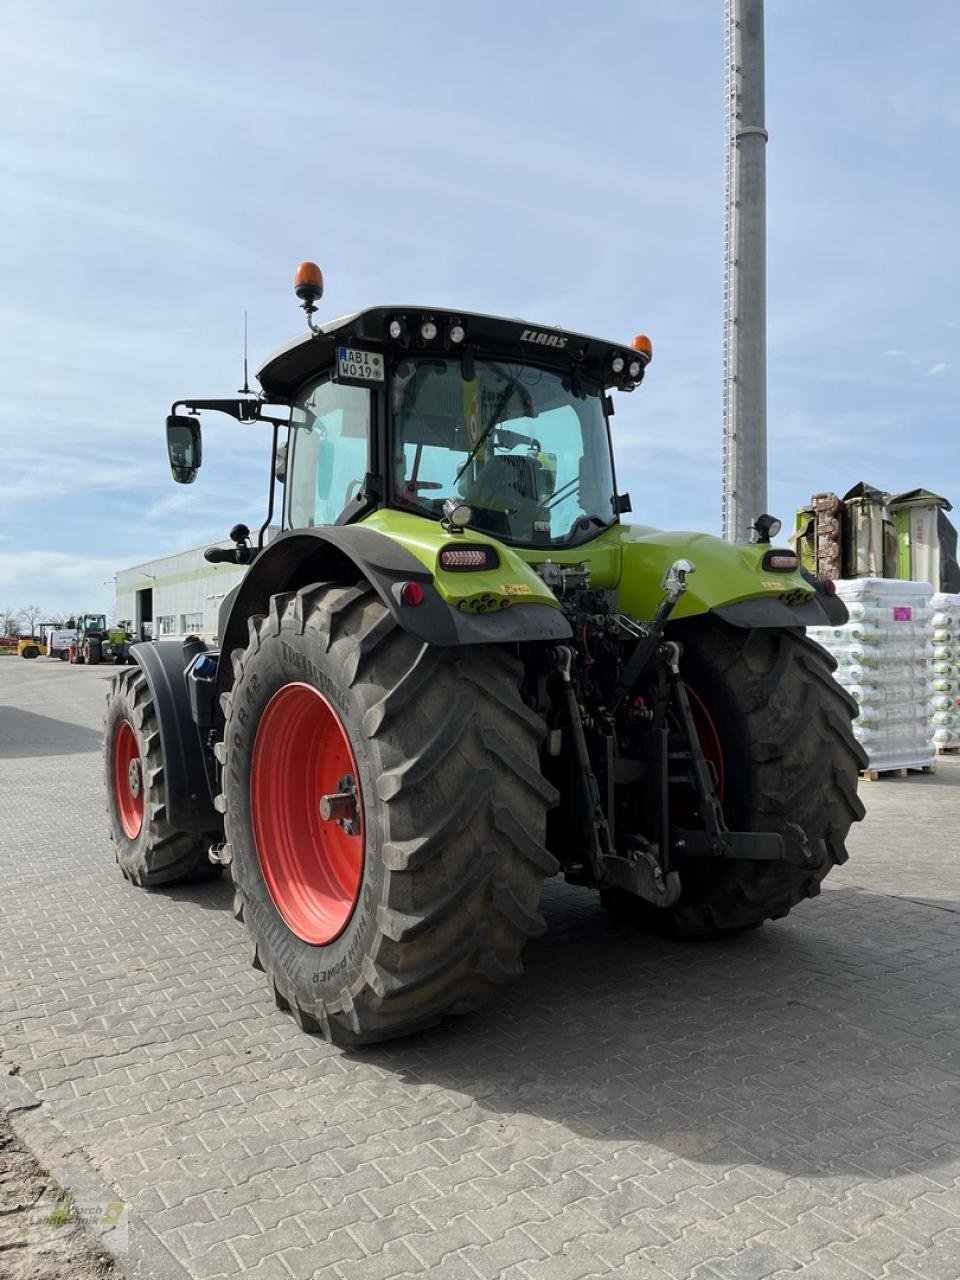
[286,378,370,529]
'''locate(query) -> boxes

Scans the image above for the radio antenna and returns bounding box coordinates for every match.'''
[239,310,251,395]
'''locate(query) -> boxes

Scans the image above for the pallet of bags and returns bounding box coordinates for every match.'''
[930,592,960,752]
[807,578,936,778]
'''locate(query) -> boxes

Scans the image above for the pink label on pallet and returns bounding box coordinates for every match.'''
[892,606,913,621]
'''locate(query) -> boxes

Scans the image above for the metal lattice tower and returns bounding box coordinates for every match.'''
[722,0,768,542]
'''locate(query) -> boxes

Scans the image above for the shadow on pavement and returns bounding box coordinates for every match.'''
[0,707,103,758]
[156,872,235,912]
[356,881,960,1180]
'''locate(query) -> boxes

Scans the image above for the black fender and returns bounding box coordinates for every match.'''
[712,577,849,630]
[130,639,221,835]
[215,525,571,700]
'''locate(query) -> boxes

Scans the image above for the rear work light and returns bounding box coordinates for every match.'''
[438,544,500,571]
[762,550,800,572]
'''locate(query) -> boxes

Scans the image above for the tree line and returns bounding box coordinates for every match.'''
[1,606,78,638]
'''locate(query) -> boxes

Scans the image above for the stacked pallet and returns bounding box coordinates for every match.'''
[808,578,936,776]
[931,592,960,752]
[811,491,843,580]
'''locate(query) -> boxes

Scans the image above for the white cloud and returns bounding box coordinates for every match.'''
[884,348,907,357]
[0,551,122,616]
[928,363,948,375]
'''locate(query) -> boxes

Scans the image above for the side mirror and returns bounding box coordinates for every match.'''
[166,415,202,484]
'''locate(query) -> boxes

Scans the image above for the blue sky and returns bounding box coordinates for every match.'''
[0,1,957,617]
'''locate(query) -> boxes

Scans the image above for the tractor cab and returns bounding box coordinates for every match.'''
[166,267,650,558]
[285,348,624,549]
[79,613,107,636]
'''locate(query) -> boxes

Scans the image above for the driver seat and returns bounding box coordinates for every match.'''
[461,455,545,540]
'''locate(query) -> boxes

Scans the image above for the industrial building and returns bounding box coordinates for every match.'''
[115,540,258,642]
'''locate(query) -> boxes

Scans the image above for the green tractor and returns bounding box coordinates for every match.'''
[104,265,865,1045]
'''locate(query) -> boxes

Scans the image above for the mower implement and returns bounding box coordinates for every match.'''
[104,270,865,1045]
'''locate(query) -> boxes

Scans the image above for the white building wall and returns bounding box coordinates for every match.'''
[116,543,248,643]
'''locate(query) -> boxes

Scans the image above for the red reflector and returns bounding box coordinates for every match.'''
[400,581,424,606]
[824,579,837,596]
[440,547,488,568]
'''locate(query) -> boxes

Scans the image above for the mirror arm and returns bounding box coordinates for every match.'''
[169,398,290,427]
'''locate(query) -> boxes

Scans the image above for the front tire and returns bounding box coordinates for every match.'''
[605,621,866,937]
[21,646,39,659]
[104,667,218,886]
[218,581,557,1046]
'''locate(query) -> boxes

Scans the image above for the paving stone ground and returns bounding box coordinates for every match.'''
[1,657,958,1280]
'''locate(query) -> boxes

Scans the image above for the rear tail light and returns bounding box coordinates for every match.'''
[761,550,799,572]
[438,544,500,571]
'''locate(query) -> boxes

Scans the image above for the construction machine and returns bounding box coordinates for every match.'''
[18,622,75,660]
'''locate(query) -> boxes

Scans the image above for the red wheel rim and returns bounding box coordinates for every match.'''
[250,682,365,945]
[685,683,725,802]
[113,720,144,839]
[668,682,726,831]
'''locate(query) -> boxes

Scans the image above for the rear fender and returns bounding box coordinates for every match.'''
[130,639,221,834]
[617,528,843,627]
[215,525,571,701]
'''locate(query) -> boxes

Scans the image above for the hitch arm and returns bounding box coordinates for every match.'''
[662,640,730,854]
[610,559,696,714]
[551,645,613,884]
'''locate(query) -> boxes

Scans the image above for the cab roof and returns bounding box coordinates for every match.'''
[256,305,647,400]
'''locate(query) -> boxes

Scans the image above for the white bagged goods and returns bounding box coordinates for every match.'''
[808,579,936,771]
[930,592,960,748]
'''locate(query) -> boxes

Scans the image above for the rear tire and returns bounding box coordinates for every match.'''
[218,581,558,1046]
[104,667,219,886]
[604,621,865,937]
[21,646,39,659]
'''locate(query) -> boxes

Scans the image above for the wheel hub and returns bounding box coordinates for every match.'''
[128,758,142,798]
[319,775,360,836]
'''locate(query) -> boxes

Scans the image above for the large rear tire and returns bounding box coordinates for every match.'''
[104,667,219,886]
[604,621,866,937]
[21,646,39,659]
[218,581,558,1046]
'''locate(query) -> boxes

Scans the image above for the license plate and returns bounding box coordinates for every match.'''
[335,346,385,386]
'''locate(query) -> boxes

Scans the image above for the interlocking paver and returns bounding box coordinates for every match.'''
[3,660,960,1280]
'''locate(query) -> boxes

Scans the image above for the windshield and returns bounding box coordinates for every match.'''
[391,358,617,545]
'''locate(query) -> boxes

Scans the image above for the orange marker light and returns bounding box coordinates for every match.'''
[632,334,653,361]
[294,261,324,304]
